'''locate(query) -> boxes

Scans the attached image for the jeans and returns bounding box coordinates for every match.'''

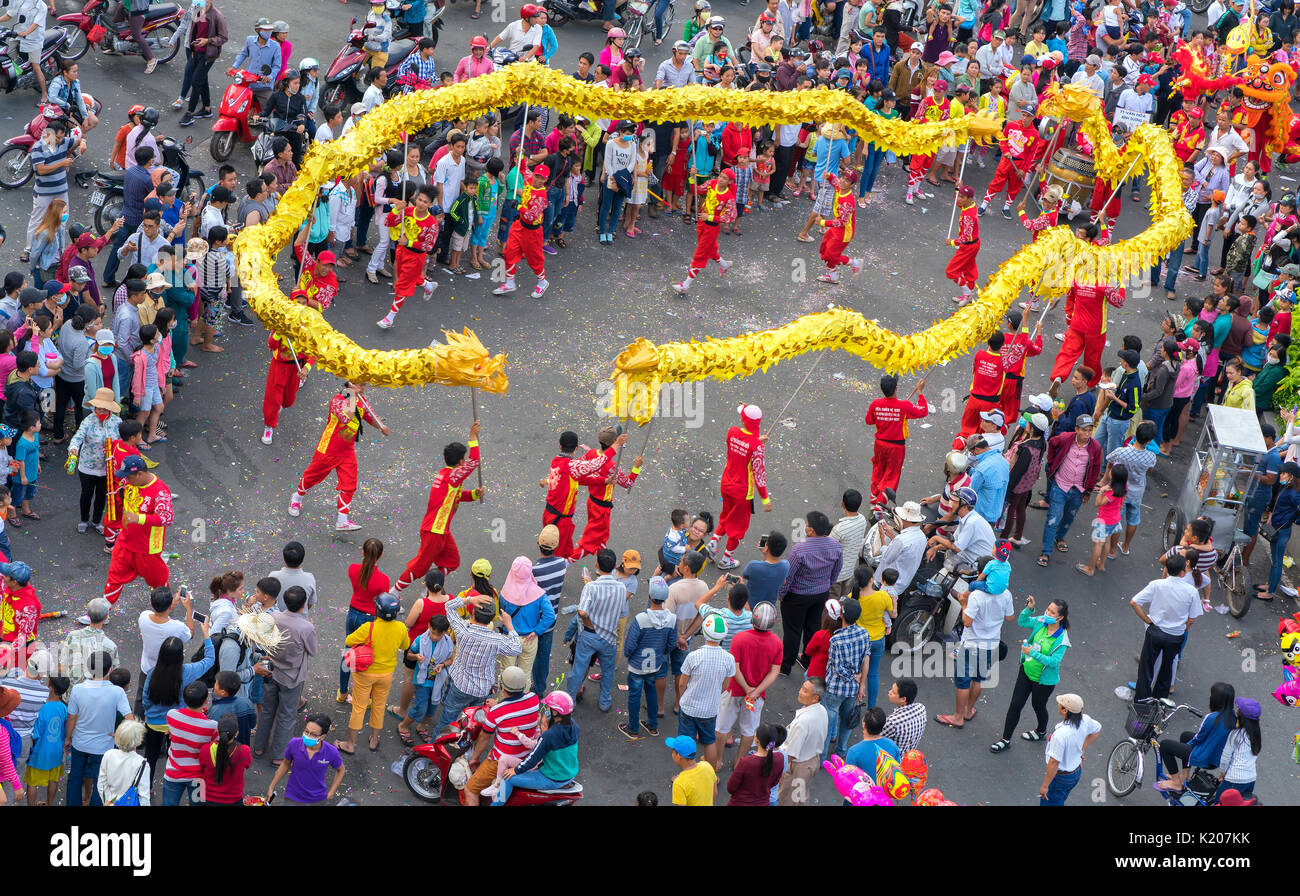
[822,691,858,759]
[434,680,487,735]
[252,676,304,760]
[1142,407,1170,446]
[490,767,568,805]
[530,627,554,696]
[1269,524,1293,594]
[161,778,199,806]
[1150,246,1181,294]
[1195,240,1213,279]
[601,0,619,21]
[339,607,375,694]
[1040,767,1082,805]
[543,184,564,239]
[865,637,885,707]
[66,747,104,806]
[1096,415,1130,457]
[566,629,617,710]
[653,0,672,39]
[597,184,627,238]
[1041,482,1085,557]
[860,144,885,195]
[626,669,660,732]
[497,199,518,244]
[102,225,132,285]
[183,50,216,113]
[1190,377,1212,419]
[408,684,439,723]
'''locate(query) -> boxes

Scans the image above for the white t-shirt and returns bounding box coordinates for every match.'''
[15,0,46,54]
[497,21,542,54]
[200,203,225,239]
[960,588,1012,647]
[315,122,337,143]
[138,613,192,673]
[1046,713,1102,772]
[433,152,466,210]
[362,84,384,113]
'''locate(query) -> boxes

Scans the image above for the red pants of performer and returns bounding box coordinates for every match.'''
[871,440,907,505]
[576,501,613,558]
[390,245,427,314]
[542,510,576,560]
[103,494,124,548]
[982,159,1025,205]
[1001,373,1026,424]
[393,530,461,592]
[945,241,980,289]
[1089,175,1121,223]
[687,221,722,280]
[960,395,1002,436]
[296,450,358,514]
[504,223,545,280]
[263,360,302,428]
[1050,327,1104,386]
[715,491,753,554]
[907,153,933,191]
[103,544,170,605]
[820,230,850,270]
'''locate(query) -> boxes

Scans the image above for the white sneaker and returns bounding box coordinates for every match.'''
[492,281,517,295]
[672,281,689,295]
[1054,332,1066,342]
[849,258,862,275]
[1283,585,1299,598]
[951,294,968,305]
[977,157,987,169]
[423,279,437,298]
[261,426,274,445]
[288,500,302,517]
[718,259,731,275]
[335,517,362,532]
[464,271,481,280]
[377,316,394,329]
[532,279,549,298]
[905,193,915,205]
[817,272,840,284]
[920,189,935,199]
[715,554,739,570]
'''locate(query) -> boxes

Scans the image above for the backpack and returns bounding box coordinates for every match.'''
[193,629,245,689]
[0,718,19,762]
[110,758,147,807]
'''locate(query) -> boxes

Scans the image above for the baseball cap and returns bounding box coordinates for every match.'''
[0,561,31,585]
[1029,412,1050,432]
[74,233,98,249]
[0,425,15,440]
[979,408,1005,427]
[1075,414,1095,429]
[1212,189,1226,202]
[94,328,116,346]
[1085,54,1101,65]
[531,164,550,179]
[210,185,235,203]
[701,613,728,641]
[993,29,1006,38]
[69,267,92,284]
[1235,697,1261,720]
[840,598,861,625]
[500,666,528,692]
[1217,788,1258,806]
[471,558,492,578]
[621,549,641,572]
[45,281,70,296]
[956,486,979,507]
[824,598,843,620]
[317,250,337,265]
[538,525,560,549]
[1281,263,1300,276]
[666,735,698,758]
[115,455,148,477]
[648,575,669,603]
[1027,393,1054,412]
[1179,337,1201,353]
[351,102,366,116]
[1282,461,1300,478]
[255,17,272,29]
[1056,693,1084,713]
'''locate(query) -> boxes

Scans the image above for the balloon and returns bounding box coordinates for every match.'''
[823,756,872,798]
[899,749,928,791]
[875,751,912,800]
[1283,631,1300,668]
[914,787,950,806]
[851,782,895,807]
[1274,676,1300,707]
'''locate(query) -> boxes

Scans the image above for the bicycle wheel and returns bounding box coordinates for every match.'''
[1223,549,1253,619]
[1106,739,1143,797]
[1162,507,1186,554]
[625,12,644,50]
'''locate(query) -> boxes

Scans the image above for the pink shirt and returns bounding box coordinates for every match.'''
[1097,488,1122,526]
[1173,358,1199,399]
[1056,441,1091,493]
[455,54,495,83]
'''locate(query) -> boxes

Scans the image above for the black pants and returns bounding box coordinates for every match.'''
[1220,229,1239,269]
[1158,730,1195,775]
[1001,665,1055,740]
[780,590,827,673]
[143,725,170,785]
[52,377,85,440]
[434,219,453,265]
[77,471,107,525]
[769,145,795,199]
[184,51,216,115]
[1136,626,1186,701]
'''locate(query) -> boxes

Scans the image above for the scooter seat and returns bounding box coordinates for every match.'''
[386,39,416,67]
[143,3,179,21]
[43,32,64,50]
[527,781,583,795]
[96,169,125,183]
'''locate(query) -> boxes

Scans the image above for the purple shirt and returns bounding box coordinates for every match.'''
[778,535,844,598]
[282,737,342,804]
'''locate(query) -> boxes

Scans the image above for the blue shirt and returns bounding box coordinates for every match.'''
[123,164,155,229]
[13,433,38,484]
[743,559,789,607]
[1249,446,1283,508]
[845,736,900,778]
[208,694,257,745]
[141,638,215,726]
[970,450,1010,524]
[813,136,851,183]
[231,35,282,91]
[27,699,67,770]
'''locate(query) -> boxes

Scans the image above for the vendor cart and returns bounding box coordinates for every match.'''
[1162,404,1267,619]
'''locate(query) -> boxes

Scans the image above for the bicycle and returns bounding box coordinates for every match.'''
[623,0,675,51]
[1105,697,1218,805]
[1162,509,1254,619]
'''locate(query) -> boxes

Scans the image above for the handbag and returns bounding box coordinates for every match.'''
[110,758,147,806]
[342,621,376,673]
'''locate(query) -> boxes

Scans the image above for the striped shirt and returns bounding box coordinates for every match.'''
[444,596,522,697]
[779,536,844,598]
[679,643,736,718]
[577,575,628,645]
[826,625,871,698]
[532,554,569,634]
[483,692,541,762]
[2,672,48,738]
[29,136,73,197]
[163,707,218,782]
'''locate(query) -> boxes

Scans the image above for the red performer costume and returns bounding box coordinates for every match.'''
[959,343,1006,436]
[1000,317,1044,423]
[379,200,439,327]
[864,384,929,505]
[102,457,172,608]
[705,404,770,570]
[542,440,619,561]
[980,114,1042,211]
[1017,192,1063,310]
[102,436,144,550]
[293,248,339,311]
[575,451,642,559]
[289,386,384,530]
[1169,106,1207,164]
[906,83,950,202]
[262,331,313,438]
[674,169,737,293]
[817,173,861,283]
[1050,281,1125,387]
[392,432,483,592]
[494,164,550,299]
[946,189,981,303]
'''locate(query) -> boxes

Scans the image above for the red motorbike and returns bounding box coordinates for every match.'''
[0,98,98,190]
[320,16,417,112]
[56,0,183,65]
[209,68,264,162]
[401,705,584,806]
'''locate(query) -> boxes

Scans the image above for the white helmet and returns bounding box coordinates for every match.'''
[944,450,969,477]
[299,57,319,72]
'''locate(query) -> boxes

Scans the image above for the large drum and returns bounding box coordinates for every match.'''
[1042,147,1096,214]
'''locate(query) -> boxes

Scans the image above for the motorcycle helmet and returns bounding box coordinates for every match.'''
[141,107,160,128]
[282,68,301,83]
[541,690,575,715]
[673,39,690,52]
[706,15,724,28]
[384,0,400,12]
[520,3,540,18]
[470,35,487,48]
[128,103,145,118]
[299,57,319,72]
[271,20,289,34]
[694,0,711,11]
[374,593,401,621]
[943,450,969,477]
[254,17,272,32]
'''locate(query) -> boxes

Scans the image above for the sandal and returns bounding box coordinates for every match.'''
[335,741,356,755]
[1055,541,1068,553]
[471,9,481,17]
[386,704,404,719]
[963,708,977,721]
[1074,563,1094,576]
[21,511,40,520]
[7,516,20,528]
[935,714,964,729]
[989,738,1011,753]
[398,729,415,747]
[415,725,431,743]
[1118,544,1130,555]
[1036,555,1049,567]
[1021,730,1045,741]
[368,735,380,752]
[180,360,198,369]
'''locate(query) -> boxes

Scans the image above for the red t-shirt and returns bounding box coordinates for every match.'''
[804,629,831,680]
[727,629,785,698]
[348,563,392,614]
[198,742,252,804]
[408,593,448,641]
[112,123,132,169]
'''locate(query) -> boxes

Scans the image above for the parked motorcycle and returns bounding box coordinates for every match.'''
[544,0,634,29]
[209,68,266,162]
[0,27,71,95]
[391,0,446,45]
[0,97,99,189]
[402,705,583,806]
[55,0,183,64]
[892,561,977,658]
[90,135,204,234]
[320,16,418,111]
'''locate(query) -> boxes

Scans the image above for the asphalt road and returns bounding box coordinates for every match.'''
[2,0,1297,807]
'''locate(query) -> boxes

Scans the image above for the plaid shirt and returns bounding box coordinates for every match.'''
[679,643,737,718]
[881,701,927,754]
[825,625,871,698]
[577,575,628,645]
[444,596,523,697]
[397,52,439,86]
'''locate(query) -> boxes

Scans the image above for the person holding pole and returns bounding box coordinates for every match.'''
[493,163,550,299]
[946,184,981,305]
[261,319,313,446]
[378,184,440,330]
[864,374,929,507]
[705,404,771,571]
[815,171,862,285]
[288,381,389,531]
[977,106,1043,219]
[575,424,643,559]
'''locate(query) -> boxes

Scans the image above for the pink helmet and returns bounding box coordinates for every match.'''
[608,27,627,39]
[542,690,575,715]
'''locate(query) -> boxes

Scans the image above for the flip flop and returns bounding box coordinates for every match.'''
[1055,542,1068,553]
[386,704,404,719]
[398,729,415,747]
[935,714,964,729]
[963,708,977,721]
[1118,544,1130,555]
[368,737,380,752]
[1036,555,1049,567]
[1074,563,1094,576]
[335,741,356,755]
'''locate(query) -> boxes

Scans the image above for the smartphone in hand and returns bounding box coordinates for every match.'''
[191,611,208,625]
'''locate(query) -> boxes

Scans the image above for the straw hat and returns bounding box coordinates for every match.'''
[184,237,209,262]
[234,612,285,651]
[88,386,120,413]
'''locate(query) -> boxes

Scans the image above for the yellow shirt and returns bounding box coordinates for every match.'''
[856,589,895,641]
[1223,379,1255,412]
[1024,40,1049,58]
[672,761,718,806]
[344,617,411,675]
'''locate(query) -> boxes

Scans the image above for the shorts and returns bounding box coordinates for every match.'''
[668,643,687,676]
[23,764,63,786]
[465,756,499,796]
[716,695,764,737]
[813,181,834,217]
[403,654,418,670]
[1123,500,1141,528]
[954,645,995,689]
[450,232,468,253]
[934,146,958,167]
[138,383,163,411]
[653,660,669,680]
[1091,518,1122,542]
[801,158,815,171]
[1104,23,1122,39]
[677,711,717,746]
[1244,499,1268,538]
